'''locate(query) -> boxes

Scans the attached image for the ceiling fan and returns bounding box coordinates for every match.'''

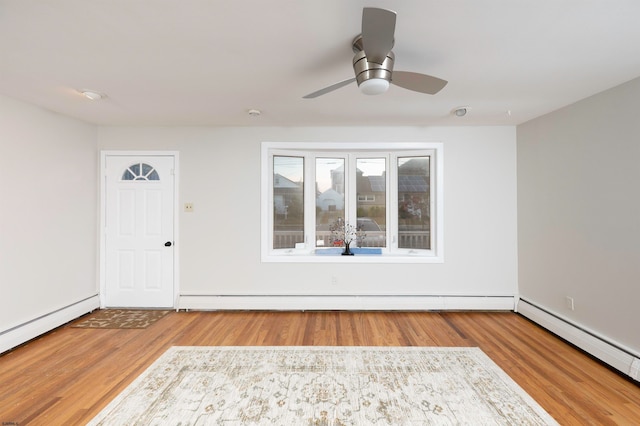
[303,7,448,99]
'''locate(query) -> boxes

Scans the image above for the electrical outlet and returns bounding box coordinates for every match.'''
[331,276,338,286]
[565,296,575,311]
[184,202,194,212]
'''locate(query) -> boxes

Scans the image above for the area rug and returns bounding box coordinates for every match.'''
[88,346,558,425]
[71,309,170,329]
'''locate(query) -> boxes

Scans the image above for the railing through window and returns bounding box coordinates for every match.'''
[273,231,429,250]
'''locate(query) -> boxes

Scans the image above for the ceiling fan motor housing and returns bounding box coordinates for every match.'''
[301,10,447,99]
[352,49,394,87]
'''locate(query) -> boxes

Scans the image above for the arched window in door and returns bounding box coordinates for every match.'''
[121,163,160,181]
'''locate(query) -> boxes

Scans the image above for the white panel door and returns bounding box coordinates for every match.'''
[105,155,175,307]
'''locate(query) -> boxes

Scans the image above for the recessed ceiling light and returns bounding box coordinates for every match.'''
[453,106,469,117]
[81,90,104,101]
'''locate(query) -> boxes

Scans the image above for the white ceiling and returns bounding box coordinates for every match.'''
[1,0,640,127]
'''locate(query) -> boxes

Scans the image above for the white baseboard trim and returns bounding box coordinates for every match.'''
[518,298,640,381]
[0,295,100,354]
[178,295,516,311]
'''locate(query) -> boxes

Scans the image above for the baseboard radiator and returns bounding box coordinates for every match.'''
[5,294,638,382]
[517,298,640,381]
[178,294,516,311]
[0,295,100,354]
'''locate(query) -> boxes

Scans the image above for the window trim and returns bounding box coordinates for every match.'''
[261,142,444,263]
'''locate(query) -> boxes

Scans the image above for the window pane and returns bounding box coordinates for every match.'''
[122,169,135,181]
[356,158,386,247]
[141,163,160,180]
[141,163,153,176]
[398,156,430,249]
[273,156,304,249]
[315,158,345,247]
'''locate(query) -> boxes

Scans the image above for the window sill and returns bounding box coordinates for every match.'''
[315,248,382,256]
[262,248,443,264]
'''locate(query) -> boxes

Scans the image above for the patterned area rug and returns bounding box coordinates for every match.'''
[88,346,558,425]
[71,309,170,329]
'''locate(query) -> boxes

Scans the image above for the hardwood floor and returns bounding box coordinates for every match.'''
[1,311,638,424]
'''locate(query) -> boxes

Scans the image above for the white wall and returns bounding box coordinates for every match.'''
[0,95,98,336]
[97,126,518,303]
[518,77,640,355]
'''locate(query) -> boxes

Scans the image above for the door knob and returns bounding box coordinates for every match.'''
[164,241,172,247]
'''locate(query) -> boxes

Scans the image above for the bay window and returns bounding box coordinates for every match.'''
[262,142,443,263]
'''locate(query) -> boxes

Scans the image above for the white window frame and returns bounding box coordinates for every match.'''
[261,142,444,263]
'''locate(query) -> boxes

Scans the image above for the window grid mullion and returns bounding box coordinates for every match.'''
[304,154,315,246]
[346,154,357,231]
[389,153,398,250]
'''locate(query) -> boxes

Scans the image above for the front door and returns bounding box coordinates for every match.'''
[104,155,175,308]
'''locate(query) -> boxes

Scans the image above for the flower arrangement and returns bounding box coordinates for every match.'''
[329,217,365,255]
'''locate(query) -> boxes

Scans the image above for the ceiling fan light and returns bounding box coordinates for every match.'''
[359,78,389,95]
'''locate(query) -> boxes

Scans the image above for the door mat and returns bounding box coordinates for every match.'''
[71,309,171,329]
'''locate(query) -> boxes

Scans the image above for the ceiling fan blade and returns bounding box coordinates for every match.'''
[361,7,396,64]
[391,71,448,95]
[302,77,356,99]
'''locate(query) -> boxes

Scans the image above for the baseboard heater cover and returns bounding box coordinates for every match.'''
[0,295,100,354]
[178,295,516,311]
[517,298,640,381]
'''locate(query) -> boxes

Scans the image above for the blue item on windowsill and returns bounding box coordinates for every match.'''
[315,247,382,255]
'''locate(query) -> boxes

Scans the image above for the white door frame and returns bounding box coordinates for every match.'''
[99,150,180,309]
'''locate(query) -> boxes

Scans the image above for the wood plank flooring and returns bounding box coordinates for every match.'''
[1,311,638,424]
